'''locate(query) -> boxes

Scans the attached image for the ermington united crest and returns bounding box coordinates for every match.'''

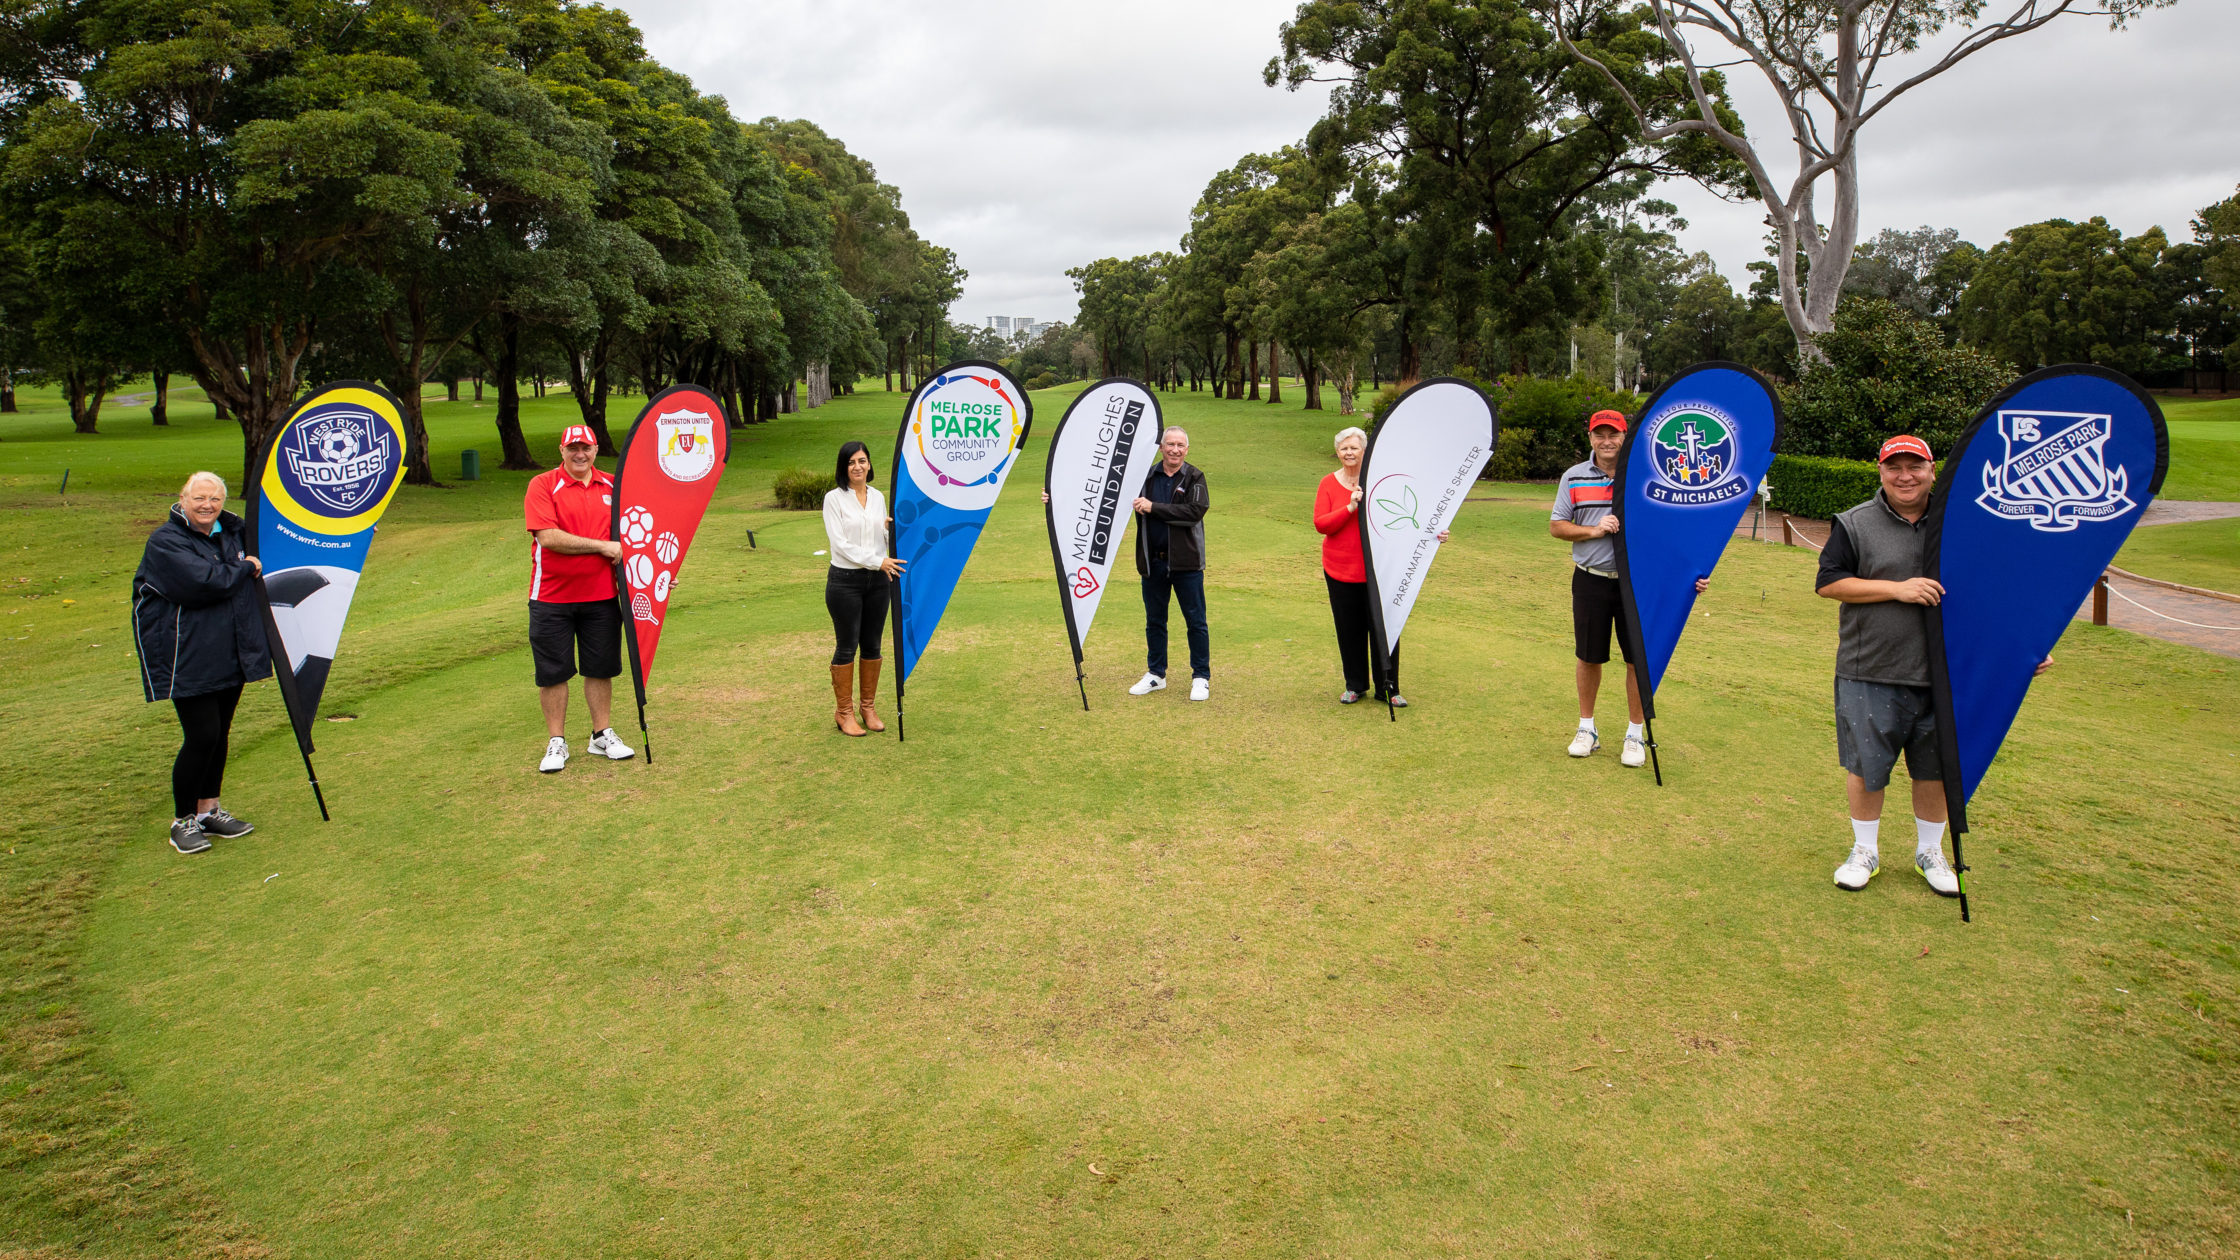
[283,407,394,515]
[1975,410,2135,533]
[1644,403,1748,506]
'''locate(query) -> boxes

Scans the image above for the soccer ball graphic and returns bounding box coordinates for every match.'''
[653,570,672,602]
[654,531,680,565]
[316,427,361,463]
[619,506,656,547]
[625,552,655,588]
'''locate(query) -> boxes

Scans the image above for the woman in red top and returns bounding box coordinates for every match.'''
[1315,426,1401,706]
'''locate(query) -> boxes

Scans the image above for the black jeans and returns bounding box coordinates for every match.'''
[171,684,243,818]
[1325,574,1400,697]
[1142,558,1209,680]
[825,566,889,665]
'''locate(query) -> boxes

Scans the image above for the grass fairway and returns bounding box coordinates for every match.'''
[2157,395,2240,503]
[3,382,2237,1258]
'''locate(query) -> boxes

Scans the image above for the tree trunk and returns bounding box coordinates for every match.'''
[721,358,744,428]
[150,371,169,426]
[473,376,484,402]
[1338,359,1357,415]
[493,314,536,469]
[446,376,459,402]
[1223,330,1243,398]
[1246,339,1260,401]
[1266,340,1282,404]
[1303,351,1321,411]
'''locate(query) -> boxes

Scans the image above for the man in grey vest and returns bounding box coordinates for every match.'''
[1815,435,2051,897]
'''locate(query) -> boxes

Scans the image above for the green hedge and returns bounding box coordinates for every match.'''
[1767,454,1880,520]
[772,466,828,511]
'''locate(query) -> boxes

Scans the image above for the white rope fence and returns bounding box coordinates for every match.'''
[2104,583,2240,632]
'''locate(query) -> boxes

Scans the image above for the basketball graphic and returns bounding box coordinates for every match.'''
[654,531,680,564]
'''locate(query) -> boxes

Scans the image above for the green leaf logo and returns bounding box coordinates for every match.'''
[1376,483,1421,532]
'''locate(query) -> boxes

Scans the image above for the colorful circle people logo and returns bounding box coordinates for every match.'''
[908,372,1024,511]
[1644,403,1749,506]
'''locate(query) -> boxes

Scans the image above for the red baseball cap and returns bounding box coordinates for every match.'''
[560,424,598,449]
[1587,409,1628,433]
[1878,435,1933,463]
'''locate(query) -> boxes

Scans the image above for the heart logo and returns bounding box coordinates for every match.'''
[1072,566,1101,598]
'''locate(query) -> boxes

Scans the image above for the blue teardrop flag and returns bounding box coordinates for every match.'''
[888,361,1034,736]
[1614,362,1783,779]
[1926,367,2168,858]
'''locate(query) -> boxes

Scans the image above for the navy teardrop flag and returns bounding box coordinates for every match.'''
[1614,363,1783,736]
[1926,366,2168,840]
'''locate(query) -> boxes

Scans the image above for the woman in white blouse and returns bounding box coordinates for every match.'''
[823,441,903,736]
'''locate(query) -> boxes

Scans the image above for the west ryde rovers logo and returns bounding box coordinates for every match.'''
[1644,404,1748,505]
[283,408,393,514]
[1975,410,2134,532]
[655,409,717,483]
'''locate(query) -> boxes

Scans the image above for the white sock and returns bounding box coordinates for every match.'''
[1578,717,1596,733]
[1625,721,1645,741]
[1916,817,1947,858]
[1850,818,1880,856]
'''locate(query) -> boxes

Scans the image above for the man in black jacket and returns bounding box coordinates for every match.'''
[1129,427,1213,701]
[133,471,273,854]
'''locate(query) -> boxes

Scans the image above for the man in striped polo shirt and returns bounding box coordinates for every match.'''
[1549,409,1706,767]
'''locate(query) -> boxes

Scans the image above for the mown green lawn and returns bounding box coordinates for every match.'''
[2156,395,2240,502]
[2,381,2236,1258]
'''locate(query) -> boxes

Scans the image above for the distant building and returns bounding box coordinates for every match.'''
[987,316,1012,334]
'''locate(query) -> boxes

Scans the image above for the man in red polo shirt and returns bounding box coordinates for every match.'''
[524,425,634,772]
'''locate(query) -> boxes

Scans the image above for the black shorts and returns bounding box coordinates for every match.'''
[529,598,623,687]
[1571,567,1632,665]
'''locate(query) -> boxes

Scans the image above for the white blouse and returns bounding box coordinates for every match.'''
[822,484,888,570]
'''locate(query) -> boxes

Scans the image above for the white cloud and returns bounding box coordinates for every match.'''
[1655,3,2240,287]
[624,0,1331,324]
[621,0,2238,318]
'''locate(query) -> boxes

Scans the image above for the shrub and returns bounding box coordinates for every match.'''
[1026,371,1059,390]
[1781,298,2012,460]
[1484,426,1535,481]
[1365,383,1403,426]
[1767,453,1881,520]
[772,466,828,510]
[1489,375,1642,479]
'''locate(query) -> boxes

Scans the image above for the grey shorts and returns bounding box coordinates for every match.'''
[1834,678,1942,791]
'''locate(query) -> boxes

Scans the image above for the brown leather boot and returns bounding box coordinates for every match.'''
[831,664,866,736]
[858,658,885,732]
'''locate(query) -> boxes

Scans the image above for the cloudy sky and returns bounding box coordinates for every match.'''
[624,1,2240,326]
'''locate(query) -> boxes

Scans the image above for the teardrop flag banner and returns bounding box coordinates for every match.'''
[611,383,731,764]
[1042,378,1160,709]
[248,379,414,819]
[1358,377,1498,720]
[888,360,1034,739]
[1612,361,1784,783]
[1924,365,2167,921]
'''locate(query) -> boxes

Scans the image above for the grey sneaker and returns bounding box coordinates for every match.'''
[198,806,253,838]
[170,816,212,855]
[1834,844,1879,891]
[1915,849,1961,898]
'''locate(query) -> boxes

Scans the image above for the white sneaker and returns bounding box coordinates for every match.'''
[1915,850,1961,898]
[1566,728,1600,758]
[1834,845,1879,891]
[1621,735,1647,768]
[588,728,635,761]
[538,736,569,773]
[1129,673,1167,696]
[1189,678,1210,702]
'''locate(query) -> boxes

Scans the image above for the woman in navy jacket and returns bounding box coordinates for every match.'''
[133,471,271,853]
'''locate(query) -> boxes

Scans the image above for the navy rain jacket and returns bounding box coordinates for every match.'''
[133,504,272,701]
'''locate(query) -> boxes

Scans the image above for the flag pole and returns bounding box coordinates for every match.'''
[253,576,330,821]
[1952,824,1971,923]
[1643,713,1663,787]
[1075,654,1090,712]
[616,564,652,765]
[892,571,907,743]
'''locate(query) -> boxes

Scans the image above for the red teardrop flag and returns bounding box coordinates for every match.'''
[610,384,730,760]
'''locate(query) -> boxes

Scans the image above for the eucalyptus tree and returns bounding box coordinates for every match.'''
[1271,0,1746,376]
[1546,0,2178,361]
